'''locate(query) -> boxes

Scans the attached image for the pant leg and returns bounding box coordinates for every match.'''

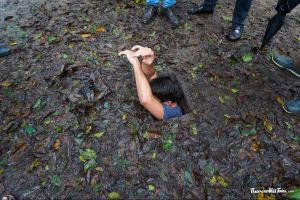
[163,0,176,8]
[232,0,253,28]
[147,0,159,6]
[203,0,218,10]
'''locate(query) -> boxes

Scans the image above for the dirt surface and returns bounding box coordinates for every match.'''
[0,0,300,199]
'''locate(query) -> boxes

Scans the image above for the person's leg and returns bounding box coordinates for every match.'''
[232,0,253,28]
[227,0,252,41]
[163,0,175,8]
[203,0,218,10]
[142,0,159,24]
[162,0,179,26]
[188,0,217,14]
[147,0,159,6]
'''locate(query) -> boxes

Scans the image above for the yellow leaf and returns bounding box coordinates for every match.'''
[95,166,103,172]
[10,42,17,46]
[210,176,217,184]
[263,117,273,133]
[152,152,157,159]
[80,33,92,38]
[275,96,284,106]
[216,176,228,187]
[94,131,104,138]
[30,158,40,171]
[0,169,4,175]
[52,139,61,151]
[96,26,106,33]
[0,80,13,87]
[219,96,225,104]
[230,88,239,93]
[85,125,92,134]
[122,114,128,121]
[224,114,231,119]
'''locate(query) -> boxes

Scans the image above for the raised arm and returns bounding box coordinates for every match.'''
[119,49,164,120]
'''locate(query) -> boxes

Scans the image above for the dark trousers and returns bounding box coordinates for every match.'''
[203,0,253,28]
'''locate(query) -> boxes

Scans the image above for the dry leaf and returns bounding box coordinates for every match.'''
[263,117,273,133]
[53,139,61,151]
[250,141,260,152]
[96,26,106,33]
[275,96,284,106]
[0,80,13,87]
[81,33,92,38]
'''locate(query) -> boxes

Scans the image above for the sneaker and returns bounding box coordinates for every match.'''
[282,98,300,114]
[272,54,300,77]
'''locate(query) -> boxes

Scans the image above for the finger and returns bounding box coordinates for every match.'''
[132,45,144,51]
[118,51,125,56]
[133,51,143,57]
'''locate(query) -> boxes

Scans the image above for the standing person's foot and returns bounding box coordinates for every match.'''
[282,98,300,114]
[0,43,11,57]
[142,5,158,24]
[227,26,243,42]
[162,7,179,26]
[187,4,214,15]
[272,54,300,77]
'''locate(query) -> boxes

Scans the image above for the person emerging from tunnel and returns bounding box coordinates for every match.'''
[119,45,184,120]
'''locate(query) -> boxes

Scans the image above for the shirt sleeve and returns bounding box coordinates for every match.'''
[163,104,183,120]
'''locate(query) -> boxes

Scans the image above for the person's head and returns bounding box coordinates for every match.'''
[150,74,184,103]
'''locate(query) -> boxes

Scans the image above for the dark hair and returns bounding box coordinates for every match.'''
[150,74,184,102]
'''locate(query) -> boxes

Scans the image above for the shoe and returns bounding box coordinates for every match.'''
[0,47,11,57]
[227,26,243,42]
[187,4,214,15]
[142,5,158,24]
[162,7,179,26]
[283,98,300,114]
[272,54,300,77]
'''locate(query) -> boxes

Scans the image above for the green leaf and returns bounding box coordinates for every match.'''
[230,88,239,93]
[103,101,110,109]
[241,127,257,136]
[296,37,300,42]
[222,16,232,22]
[242,52,253,63]
[17,31,28,39]
[204,162,214,176]
[55,127,62,133]
[51,175,61,187]
[80,148,97,161]
[24,124,36,135]
[190,124,198,135]
[33,98,42,109]
[288,187,300,199]
[61,53,68,59]
[108,192,120,200]
[84,159,97,172]
[184,170,194,187]
[148,184,155,191]
[48,35,56,43]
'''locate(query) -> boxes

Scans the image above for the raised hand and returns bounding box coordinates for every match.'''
[119,50,141,67]
[132,45,155,66]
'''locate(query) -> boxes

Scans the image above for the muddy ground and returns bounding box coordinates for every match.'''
[0,0,300,199]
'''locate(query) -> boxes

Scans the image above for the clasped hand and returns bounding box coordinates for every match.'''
[119,45,155,67]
